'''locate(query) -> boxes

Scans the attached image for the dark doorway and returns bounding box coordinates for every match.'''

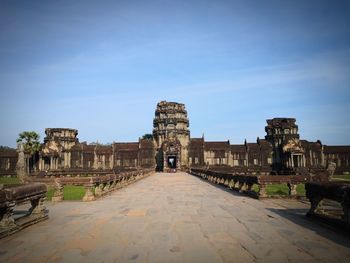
[168,156,177,169]
[155,150,164,171]
[293,155,299,168]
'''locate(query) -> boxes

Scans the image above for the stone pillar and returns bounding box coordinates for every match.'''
[38,156,42,170]
[228,179,234,189]
[288,183,297,196]
[95,184,103,197]
[30,195,46,214]
[83,178,95,201]
[259,184,268,198]
[68,152,71,168]
[0,201,16,228]
[308,196,322,215]
[103,183,110,193]
[16,142,26,183]
[239,182,247,192]
[224,179,229,186]
[111,176,117,189]
[52,178,64,202]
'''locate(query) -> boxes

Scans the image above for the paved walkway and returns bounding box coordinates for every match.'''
[1,172,350,263]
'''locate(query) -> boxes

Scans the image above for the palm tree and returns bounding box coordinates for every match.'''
[16,131,41,174]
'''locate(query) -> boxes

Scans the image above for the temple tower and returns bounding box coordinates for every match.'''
[153,101,190,172]
[265,118,305,173]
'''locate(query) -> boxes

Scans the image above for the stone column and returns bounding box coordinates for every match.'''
[228,179,234,189]
[288,183,297,196]
[83,178,95,201]
[16,142,26,183]
[259,184,268,198]
[95,184,103,197]
[52,178,64,202]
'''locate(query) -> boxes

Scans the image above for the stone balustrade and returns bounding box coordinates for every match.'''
[305,181,350,227]
[28,169,153,202]
[0,183,48,238]
[189,168,309,198]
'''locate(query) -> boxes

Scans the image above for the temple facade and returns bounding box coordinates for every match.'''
[0,101,349,176]
[153,101,190,172]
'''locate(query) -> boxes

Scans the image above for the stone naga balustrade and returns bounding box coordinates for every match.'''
[49,169,153,202]
[0,183,48,238]
[305,182,350,227]
[257,175,308,198]
[189,168,308,198]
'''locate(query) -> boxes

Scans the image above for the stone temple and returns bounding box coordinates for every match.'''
[153,101,190,172]
[0,101,349,176]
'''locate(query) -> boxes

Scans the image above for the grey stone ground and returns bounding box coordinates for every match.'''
[0,172,350,263]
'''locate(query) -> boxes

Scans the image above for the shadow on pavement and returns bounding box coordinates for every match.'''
[267,207,350,248]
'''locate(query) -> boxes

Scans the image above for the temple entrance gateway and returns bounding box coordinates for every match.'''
[152,101,190,172]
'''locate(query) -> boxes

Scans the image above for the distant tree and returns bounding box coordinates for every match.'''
[16,131,40,155]
[141,134,153,140]
[16,131,41,174]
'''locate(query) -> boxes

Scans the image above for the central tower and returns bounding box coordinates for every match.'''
[153,101,190,172]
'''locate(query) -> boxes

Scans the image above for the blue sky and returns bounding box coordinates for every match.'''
[1,0,349,147]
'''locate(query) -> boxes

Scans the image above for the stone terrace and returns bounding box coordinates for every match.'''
[0,172,350,263]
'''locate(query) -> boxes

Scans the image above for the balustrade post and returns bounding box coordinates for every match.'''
[0,201,15,228]
[246,183,252,191]
[30,195,46,214]
[239,182,247,192]
[52,178,64,202]
[288,183,297,196]
[228,179,234,189]
[111,176,117,189]
[95,183,103,197]
[83,178,95,201]
[224,179,229,186]
[103,183,110,193]
[259,184,268,198]
[308,196,323,215]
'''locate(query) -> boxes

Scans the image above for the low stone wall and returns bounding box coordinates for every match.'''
[28,169,154,202]
[305,181,350,228]
[189,168,309,198]
[0,183,48,238]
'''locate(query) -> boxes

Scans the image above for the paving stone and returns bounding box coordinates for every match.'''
[0,172,350,263]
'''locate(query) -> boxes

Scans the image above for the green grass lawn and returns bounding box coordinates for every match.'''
[1,177,85,201]
[46,185,86,201]
[252,183,305,196]
[332,174,350,181]
[0,176,20,184]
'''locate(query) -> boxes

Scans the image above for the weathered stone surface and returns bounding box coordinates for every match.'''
[0,183,48,238]
[0,172,349,262]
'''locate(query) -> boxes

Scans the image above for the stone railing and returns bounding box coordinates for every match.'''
[28,168,153,202]
[0,183,48,238]
[305,182,350,227]
[189,168,309,198]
